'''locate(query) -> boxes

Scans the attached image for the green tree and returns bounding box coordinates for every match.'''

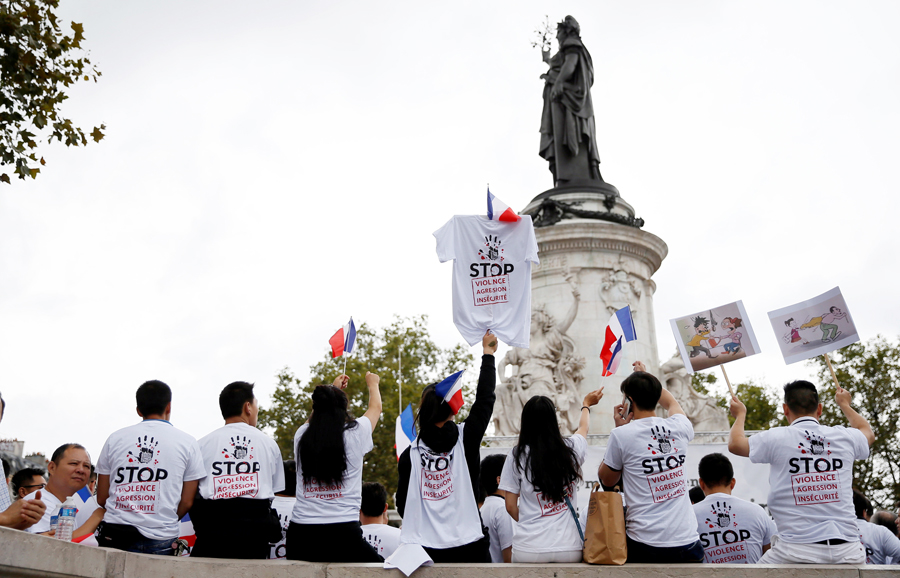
[258,315,475,506]
[809,336,900,508]
[1,0,104,183]
[691,371,783,430]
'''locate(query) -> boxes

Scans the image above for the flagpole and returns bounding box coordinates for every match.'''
[398,344,403,414]
[720,365,735,398]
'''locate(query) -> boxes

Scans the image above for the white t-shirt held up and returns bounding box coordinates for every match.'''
[198,422,285,501]
[499,434,587,554]
[434,215,539,348]
[693,493,777,563]
[603,413,699,548]
[291,416,373,525]
[748,416,869,544]
[96,419,206,540]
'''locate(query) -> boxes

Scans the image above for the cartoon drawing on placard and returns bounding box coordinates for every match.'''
[767,287,859,365]
[670,300,761,374]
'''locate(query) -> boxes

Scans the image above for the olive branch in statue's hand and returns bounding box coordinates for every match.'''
[530,15,553,54]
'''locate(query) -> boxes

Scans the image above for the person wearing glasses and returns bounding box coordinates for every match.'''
[11,468,46,500]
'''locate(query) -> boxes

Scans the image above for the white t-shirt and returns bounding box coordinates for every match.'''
[857,519,900,565]
[748,416,869,544]
[434,215,539,349]
[291,416,373,524]
[96,419,205,540]
[361,523,401,559]
[25,490,100,534]
[603,413,699,547]
[268,495,294,559]
[693,493,777,563]
[197,422,284,501]
[480,495,514,562]
[499,434,587,554]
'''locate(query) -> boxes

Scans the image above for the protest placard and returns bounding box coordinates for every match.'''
[670,300,760,375]
[767,286,859,365]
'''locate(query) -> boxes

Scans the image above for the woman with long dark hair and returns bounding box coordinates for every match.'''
[396,331,498,562]
[286,372,382,562]
[499,388,604,563]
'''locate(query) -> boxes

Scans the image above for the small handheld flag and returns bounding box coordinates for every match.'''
[329,318,357,358]
[600,306,637,376]
[434,370,466,414]
[395,403,417,460]
[487,188,520,222]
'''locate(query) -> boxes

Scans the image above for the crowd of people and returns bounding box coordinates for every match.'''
[2,329,898,566]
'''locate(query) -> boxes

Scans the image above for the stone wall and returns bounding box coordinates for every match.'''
[2,527,898,578]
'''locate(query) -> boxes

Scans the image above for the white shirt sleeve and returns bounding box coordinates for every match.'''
[763,513,777,545]
[184,440,207,482]
[524,218,540,264]
[356,417,374,454]
[271,440,286,494]
[669,413,694,442]
[603,430,624,471]
[569,434,588,466]
[433,218,456,263]
[748,430,774,464]
[498,451,522,494]
[847,427,871,460]
[496,505,514,550]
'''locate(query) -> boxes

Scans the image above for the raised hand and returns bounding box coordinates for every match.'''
[483,330,498,355]
[333,374,349,390]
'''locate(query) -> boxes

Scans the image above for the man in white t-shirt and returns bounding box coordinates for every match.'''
[0,392,46,530]
[359,482,401,559]
[97,380,205,555]
[192,381,285,559]
[599,361,703,563]
[479,454,513,563]
[729,379,874,564]
[23,443,102,536]
[853,489,900,565]
[693,452,776,563]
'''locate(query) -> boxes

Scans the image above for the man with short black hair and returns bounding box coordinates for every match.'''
[729,379,874,564]
[480,454,513,563]
[359,482,400,559]
[192,381,284,559]
[853,489,900,564]
[0,392,46,530]
[692,453,776,563]
[11,468,45,500]
[598,361,703,563]
[24,443,102,536]
[97,380,205,555]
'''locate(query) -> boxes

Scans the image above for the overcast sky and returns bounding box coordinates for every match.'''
[2,1,898,460]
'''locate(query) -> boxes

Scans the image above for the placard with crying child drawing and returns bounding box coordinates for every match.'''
[767,286,859,365]
[670,300,760,374]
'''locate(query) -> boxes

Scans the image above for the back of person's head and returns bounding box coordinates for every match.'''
[360,482,388,518]
[89,464,97,483]
[513,395,581,504]
[11,467,44,497]
[51,443,87,465]
[853,488,873,520]
[415,383,454,433]
[298,385,356,487]
[219,381,255,419]
[872,510,899,535]
[136,380,172,416]
[698,453,734,488]
[689,485,706,504]
[620,371,662,411]
[480,454,506,496]
[783,380,819,415]
[280,459,296,496]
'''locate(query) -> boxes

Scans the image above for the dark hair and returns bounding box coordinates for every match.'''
[783,380,819,414]
[853,488,873,520]
[693,316,709,328]
[136,380,172,416]
[414,383,453,435]
[698,453,734,488]
[50,443,87,464]
[298,385,357,486]
[512,396,581,504]
[689,485,706,504]
[1,458,9,478]
[219,381,255,419]
[480,454,506,496]
[89,464,97,482]
[281,460,296,497]
[361,482,389,517]
[785,318,794,327]
[11,467,44,496]
[830,306,838,313]
[872,511,899,535]
[621,371,662,411]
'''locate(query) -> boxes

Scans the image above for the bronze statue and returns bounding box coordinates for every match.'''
[539,16,603,187]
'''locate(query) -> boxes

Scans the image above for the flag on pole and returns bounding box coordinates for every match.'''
[600,305,637,376]
[434,370,466,414]
[487,188,520,222]
[395,403,416,460]
[329,318,357,358]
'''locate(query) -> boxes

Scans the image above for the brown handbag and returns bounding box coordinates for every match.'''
[582,484,628,565]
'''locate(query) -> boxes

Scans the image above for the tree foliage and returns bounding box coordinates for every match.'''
[809,336,900,509]
[0,0,104,183]
[691,372,784,430]
[258,315,475,507]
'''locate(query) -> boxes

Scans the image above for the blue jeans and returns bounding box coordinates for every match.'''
[626,535,704,563]
[97,522,176,556]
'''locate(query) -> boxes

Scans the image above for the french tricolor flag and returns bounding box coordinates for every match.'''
[487,189,520,222]
[434,370,466,414]
[329,317,357,358]
[395,403,416,460]
[599,306,637,376]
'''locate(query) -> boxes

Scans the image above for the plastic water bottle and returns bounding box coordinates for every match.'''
[56,496,77,542]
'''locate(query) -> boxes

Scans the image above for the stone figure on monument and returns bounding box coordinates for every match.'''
[495,273,585,435]
[659,354,730,431]
[539,15,603,187]
[600,256,642,316]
